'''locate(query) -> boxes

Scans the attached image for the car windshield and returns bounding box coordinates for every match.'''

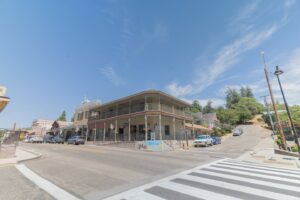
[197,136,207,139]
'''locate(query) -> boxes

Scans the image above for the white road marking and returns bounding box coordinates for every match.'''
[223,160,300,173]
[214,163,300,178]
[207,166,300,184]
[103,158,229,200]
[158,181,242,200]
[194,169,300,192]
[16,164,80,200]
[118,191,165,200]
[181,174,300,200]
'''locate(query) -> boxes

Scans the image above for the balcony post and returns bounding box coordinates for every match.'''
[128,118,131,141]
[103,122,106,142]
[145,96,148,111]
[173,117,176,140]
[158,95,161,111]
[159,114,162,140]
[115,119,117,142]
[145,115,148,141]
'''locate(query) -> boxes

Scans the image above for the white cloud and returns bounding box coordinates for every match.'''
[284,0,296,9]
[180,97,225,108]
[99,66,124,86]
[167,24,279,98]
[166,82,193,98]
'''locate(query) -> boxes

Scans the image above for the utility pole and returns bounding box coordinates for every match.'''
[261,95,275,134]
[261,52,287,150]
[274,66,300,159]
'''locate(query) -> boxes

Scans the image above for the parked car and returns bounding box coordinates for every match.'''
[23,137,31,143]
[211,136,221,145]
[53,136,65,144]
[233,128,243,136]
[44,135,54,143]
[194,135,213,147]
[30,136,43,143]
[67,136,85,145]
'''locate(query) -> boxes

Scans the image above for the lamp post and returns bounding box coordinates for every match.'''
[274,66,300,159]
[261,52,287,150]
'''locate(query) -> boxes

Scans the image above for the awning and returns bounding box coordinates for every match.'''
[0,96,10,112]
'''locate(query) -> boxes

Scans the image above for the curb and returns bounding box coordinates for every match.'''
[16,147,42,163]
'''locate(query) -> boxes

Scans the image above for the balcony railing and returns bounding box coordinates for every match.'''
[89,103,192,121]
[147,103,159,111]
[161,104,173,113]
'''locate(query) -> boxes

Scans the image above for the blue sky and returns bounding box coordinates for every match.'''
[1,0,300,128]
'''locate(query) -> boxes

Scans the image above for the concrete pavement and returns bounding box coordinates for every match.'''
[0,124,282,199]
[106,159,300,200]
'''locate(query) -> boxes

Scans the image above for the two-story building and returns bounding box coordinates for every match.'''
[88,90,211,143]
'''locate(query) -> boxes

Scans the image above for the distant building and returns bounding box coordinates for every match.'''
[192,112,219,129]
[50,120,73,135]
[0,86,10,113]
[73,98,101,136]
[31,119,54,136]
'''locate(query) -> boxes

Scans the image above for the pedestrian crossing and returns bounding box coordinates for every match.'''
[104,159,300,200]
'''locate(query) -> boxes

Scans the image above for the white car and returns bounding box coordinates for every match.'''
[30,136,43,143]
[233,128,243,136]
[194,135,213,147]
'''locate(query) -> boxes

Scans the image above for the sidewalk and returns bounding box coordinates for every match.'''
[237,126,300,169]
[0,147,41,166]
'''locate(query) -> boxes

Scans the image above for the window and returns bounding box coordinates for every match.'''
[165,125,170,136]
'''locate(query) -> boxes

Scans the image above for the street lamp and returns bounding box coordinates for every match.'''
[274,66,300,159]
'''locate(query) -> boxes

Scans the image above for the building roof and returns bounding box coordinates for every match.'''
[92,90,191,110]
[52,121,73,128]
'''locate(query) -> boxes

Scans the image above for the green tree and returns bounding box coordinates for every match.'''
[240,87,247,97]
[216,107,239,125]
[190,100,202,113]
[225,88,241,109]
[245,86,254,98]
[203,100,214,114]
[58,110,67,121]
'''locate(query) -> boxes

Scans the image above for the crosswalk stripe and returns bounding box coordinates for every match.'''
[220,161,300,175]
[224,160,300,172]
[194,169,300,193]
[212,163,300,179]
[108,190,165,200]
[179,174,300,200]
[190,171,300,198]
[157,181,242,200]
[206,166,300,184]
[145,186,203,200]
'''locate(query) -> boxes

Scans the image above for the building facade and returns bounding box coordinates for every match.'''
[73,98,101,137]
[31,119,54,136]
[0,86,10,113]
[88,90,210,143]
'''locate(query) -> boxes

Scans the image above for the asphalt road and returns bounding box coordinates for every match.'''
[0,124,270,200]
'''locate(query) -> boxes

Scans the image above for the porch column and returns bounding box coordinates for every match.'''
[145,96,148,111]
[158,95,161,111]
[115,119,117,142]
[145,115,148,141]
[159,114,162,140]
[128,118,131,141]
[192,122,195,139]
[93,126,97,144]
[103,122,106,142]
[85,124,88,143]
[173,117,176,140]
